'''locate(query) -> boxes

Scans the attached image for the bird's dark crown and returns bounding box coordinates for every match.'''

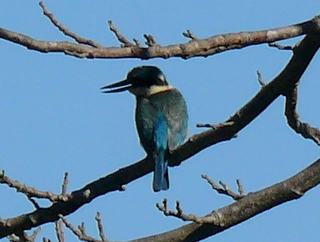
[127,66,169,87]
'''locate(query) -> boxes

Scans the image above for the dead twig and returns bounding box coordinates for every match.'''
[284,85,320,145]
[201,175,246,200]
[39,1,103,48]
[95,212,108,241]
[156,199,207,223]
[0,171,70,202]
[183,30,199,41]
[108,20,135,47]
[257,70,266,86]
[269,42,293,51]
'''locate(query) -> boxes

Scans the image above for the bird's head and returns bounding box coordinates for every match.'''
[101,66,172,97]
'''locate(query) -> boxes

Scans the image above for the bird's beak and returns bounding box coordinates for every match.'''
[100,79,132,93]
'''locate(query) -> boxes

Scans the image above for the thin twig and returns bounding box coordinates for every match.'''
[196,121,235,129]
[144,34,157,47]
[95,212,108,241]
[0,171,70,202]
[133,38,142,47]
[61,172,69,196]
[269,42,293,51]
[156,199,206,223]
[108,20,134,47]
[236,179,245,196]
[55,220,65,242]
[183,30,199,41]
[59,215,103,242]
[284,85,320,145]
[257,70,266,86]
[27,196,41,209]
[201,175,246,201]
[39,2,103,48]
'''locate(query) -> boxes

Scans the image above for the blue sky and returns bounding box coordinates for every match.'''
[1,1,320,241]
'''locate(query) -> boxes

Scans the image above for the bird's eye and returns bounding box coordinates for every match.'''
[158,74,166,83]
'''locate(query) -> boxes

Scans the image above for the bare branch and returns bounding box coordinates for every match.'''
[135,157,320,242]
[39,2,103,48]
[156,199,206,223]
[55,220,65,242]
[133,38,142,47]
[1,11,319,59]
[284,85,320,145]
[183,30,199,41]
[27,196,41,210]
[256,70,266,86]
[58,215,82,238]
[108,20,135,47]
[95,212,108,242]
[236,179,245,196]
[269,42,293,51]
[201,175,246,200]
[9,228,41,242]
[144,34,158,47]
[59,215,103,242]
[61,172,69,196]
[196,121,235,130]
[0,171,70,202]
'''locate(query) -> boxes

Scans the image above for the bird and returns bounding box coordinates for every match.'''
[101,66,188,192]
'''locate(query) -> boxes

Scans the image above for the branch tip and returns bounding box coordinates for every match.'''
[202,175,246,200]
[269,42,293,51]
[39,1,102,48]
[256,70,266,86]
[284,86,320,145]
[183,30,199,41]
[108,20,135,47]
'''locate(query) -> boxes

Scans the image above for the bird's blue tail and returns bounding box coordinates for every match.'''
[153,110,169,192]
[153,150,169,192]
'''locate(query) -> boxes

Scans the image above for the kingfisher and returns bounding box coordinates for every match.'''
[101,66,188,192]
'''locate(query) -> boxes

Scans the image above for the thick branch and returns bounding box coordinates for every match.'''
[132,157,320,242]
[0,11,319,59]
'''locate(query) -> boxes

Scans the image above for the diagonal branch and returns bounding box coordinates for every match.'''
[284,85,320,145]
[108,20,135,47]
[133,157,320,242]
[171,31,320,166]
